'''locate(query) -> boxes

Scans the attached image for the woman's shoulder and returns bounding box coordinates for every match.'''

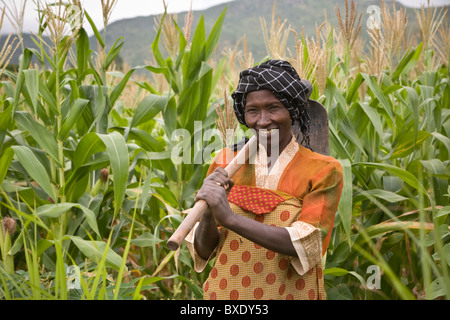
[294,143,343,172]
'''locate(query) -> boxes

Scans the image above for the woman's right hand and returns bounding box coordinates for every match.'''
[195,167,235,227]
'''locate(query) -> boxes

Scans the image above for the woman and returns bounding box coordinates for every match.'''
[185,60,343,300]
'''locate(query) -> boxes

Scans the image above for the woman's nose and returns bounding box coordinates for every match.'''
[256,110,271,128]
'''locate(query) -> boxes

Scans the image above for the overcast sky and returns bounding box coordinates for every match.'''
[1,0,449,35]
[1,0,236,34]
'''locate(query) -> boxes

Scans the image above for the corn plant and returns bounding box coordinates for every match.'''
[0,0,230,299]
[299,1,450,300]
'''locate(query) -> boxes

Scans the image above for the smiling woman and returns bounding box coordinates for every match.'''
[185,59,344,300]
[244,89,293,159]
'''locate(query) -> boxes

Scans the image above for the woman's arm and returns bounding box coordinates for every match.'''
[194,167,297,257]
[193,207,220,260]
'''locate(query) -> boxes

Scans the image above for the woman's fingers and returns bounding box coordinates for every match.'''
[204,167,233,191]
[195,179,226,204]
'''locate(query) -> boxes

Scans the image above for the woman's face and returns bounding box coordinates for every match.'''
[244,89,292,156]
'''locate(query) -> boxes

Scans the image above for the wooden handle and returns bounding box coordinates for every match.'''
[166,135,257,251]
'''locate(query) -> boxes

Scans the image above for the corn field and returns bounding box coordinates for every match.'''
[0,0,449,300]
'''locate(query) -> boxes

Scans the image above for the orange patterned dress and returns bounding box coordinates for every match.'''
[185,135,343,300]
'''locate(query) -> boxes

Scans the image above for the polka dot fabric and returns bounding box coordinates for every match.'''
[202,196,325,300]
[228,185,288,214]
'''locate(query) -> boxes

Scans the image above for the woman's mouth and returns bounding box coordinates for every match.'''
[257,129,277,137]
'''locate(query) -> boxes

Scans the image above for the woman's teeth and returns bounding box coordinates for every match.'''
[258,129,273,136]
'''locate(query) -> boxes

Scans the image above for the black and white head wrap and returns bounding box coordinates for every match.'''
[231,59,312,149]
[231,59,309,125]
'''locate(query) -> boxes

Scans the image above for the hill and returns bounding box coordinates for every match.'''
[100,0,368,67]
[2,0,448,69]
[97,0,440,68]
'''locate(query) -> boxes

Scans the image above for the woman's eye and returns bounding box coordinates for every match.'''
[270,105,282,111]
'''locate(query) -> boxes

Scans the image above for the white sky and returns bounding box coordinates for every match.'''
[1,0,449,35]
[1,0,236,35]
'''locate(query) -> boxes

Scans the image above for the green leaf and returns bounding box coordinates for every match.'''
[23,69,39,114]
[434,206,450,220]
[184,15,206,88]
[391,130,431,159]
[154,187,179,208]
[420,159,450,179]
[109,67,139,107]
[326,284,353,300]
[37,202,100,237]
[36,238,54,257]
[401,86,420,138]
[74,132,104,168]
[97,132,129,214]
[346,72,364,104]
[15,112,61,166]
[358,102,383,138]
[130,94,169,128]
[105,37,124,70]
[59,98,89,140]
[426,277,449,300]
[81,85,106,133]
[0,147,14,186]
[69,235,122,270]
[431,132,450,157]
[84,11,104,48]
[338,159,352,242]
[329,122,352,160]
[130,232,163,247]
[151,12,167,68]
[0,104,13,131]
[39,77,57,114]
[76,27,90,79]
[204,6,227,60]
[12,49,33,115]
[323,267,349,276]
[354,189,408,203]
[162,96,177,137]
[361,73,395,129]
[173,18,187,70]
[392,43,423,80]
[356,162,428,196]
[11,145,55,200]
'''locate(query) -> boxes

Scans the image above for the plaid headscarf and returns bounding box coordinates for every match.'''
[231,59,310,126]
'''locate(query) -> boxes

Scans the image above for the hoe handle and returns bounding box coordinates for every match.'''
[166,135,257,251]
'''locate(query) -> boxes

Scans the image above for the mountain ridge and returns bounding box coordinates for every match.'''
[2,0,448,69]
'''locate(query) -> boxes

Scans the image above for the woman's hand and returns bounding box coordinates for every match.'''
[195,167,297,258]
[195,167,235,227]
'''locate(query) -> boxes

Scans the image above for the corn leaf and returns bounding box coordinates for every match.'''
[69,235,122,270]
[97,132,129,214]
[84,11,104,48]
[0,147,14,186]
[204,6,227,60]
[76,28,90,79]
[130,94,169,128]
[23,69,39,114]
[37,202,100,237]
[355,162,428,197]
[338,159,352,242]
[59,98,89,140]
[11,145,55,200]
